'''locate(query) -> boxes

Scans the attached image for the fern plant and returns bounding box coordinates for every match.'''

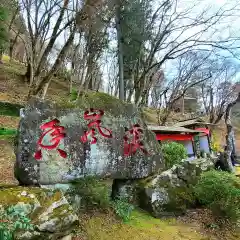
[112,198,134,223]
[0,205,35,240]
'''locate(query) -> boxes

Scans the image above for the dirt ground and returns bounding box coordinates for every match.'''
[0,115,19,185]
[0,139,18,186]
[178,209,240,240]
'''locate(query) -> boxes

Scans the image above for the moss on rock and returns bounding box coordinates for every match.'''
[137,158,214,217]
[0,186,79,239]
[158,185,196,216]
[66,177,113,211]
[58,91,130,117]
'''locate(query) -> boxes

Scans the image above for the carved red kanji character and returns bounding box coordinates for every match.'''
[80,108,112,144]
[123,124,148,156]
[34,119,67,160]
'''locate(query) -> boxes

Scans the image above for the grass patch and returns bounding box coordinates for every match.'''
[0,128,17,136]
[0,135,16,142]
[0,116,19,130]
[79,209,212,240]
[1,62,26,78]
[0,102,23,116]
[58,91,131,117]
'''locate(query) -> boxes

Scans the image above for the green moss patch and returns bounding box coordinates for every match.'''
[0,187,52,207]
[79,209,213,240]
[0,187,76,224]
[161,185,196,215]
[67,177,112,211]
[0,102,23,116]
[0,128,17,136]
[58,91,131,117]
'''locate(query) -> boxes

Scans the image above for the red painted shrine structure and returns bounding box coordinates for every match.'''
[148,118,212,159]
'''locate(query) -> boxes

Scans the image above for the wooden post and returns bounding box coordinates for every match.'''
[182,95,185,114]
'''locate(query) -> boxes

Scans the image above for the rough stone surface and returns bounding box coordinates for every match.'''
[137,158,214,217]
[230,101,240,168]
[111,179,139,204]
[40,184,82,212]
[15,95,163,185]
[0,186,78,240]
[41,179,113,213]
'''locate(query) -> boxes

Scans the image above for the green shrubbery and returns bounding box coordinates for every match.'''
[112,197,134,222]
[162,142,188,169]
[0,205,34,240]
[69,88,78,101]
[194,170,240,223]
[0,102,23,116]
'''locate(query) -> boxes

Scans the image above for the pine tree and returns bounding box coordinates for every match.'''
[118,0,151,101]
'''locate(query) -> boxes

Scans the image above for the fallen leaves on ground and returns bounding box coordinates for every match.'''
[0,116,19,129]
[0,139,18,185]
[178,208,240,240]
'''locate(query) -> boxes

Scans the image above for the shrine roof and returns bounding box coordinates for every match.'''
[173,118,215,127]
[147,125,201,133]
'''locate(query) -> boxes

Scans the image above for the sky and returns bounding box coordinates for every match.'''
[158,0,240,83]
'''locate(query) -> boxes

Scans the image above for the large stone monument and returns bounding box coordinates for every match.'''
[15,95,163,185]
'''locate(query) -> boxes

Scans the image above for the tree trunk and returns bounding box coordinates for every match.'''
[77,70,86,99]
[96,78,101,91]
[34,0,70,78]
[9,32,19,62]
[69,75,73,94]
[29,27,76,97]
[9,38,15,61]
[224,92,240,172]
[40,81,51,99]
[9,46,14,61]
[27,84,37,100]
[84,54,94,90]
[127,88,134,102]
[114,81,119,97]
[135,74,145,105]
[224,126,235,173]
[209,87,214,123]
[116,1,124,100]
[139,88,150,107]
[159,110,169,125]
[24,63,32,83]
[135,86,141,105]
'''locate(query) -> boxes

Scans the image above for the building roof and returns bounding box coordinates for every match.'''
[173,118,215,127]
[147,125,202,133]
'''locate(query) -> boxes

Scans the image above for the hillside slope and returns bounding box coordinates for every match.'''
[0,59,70,105]
[0,58,205,125]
